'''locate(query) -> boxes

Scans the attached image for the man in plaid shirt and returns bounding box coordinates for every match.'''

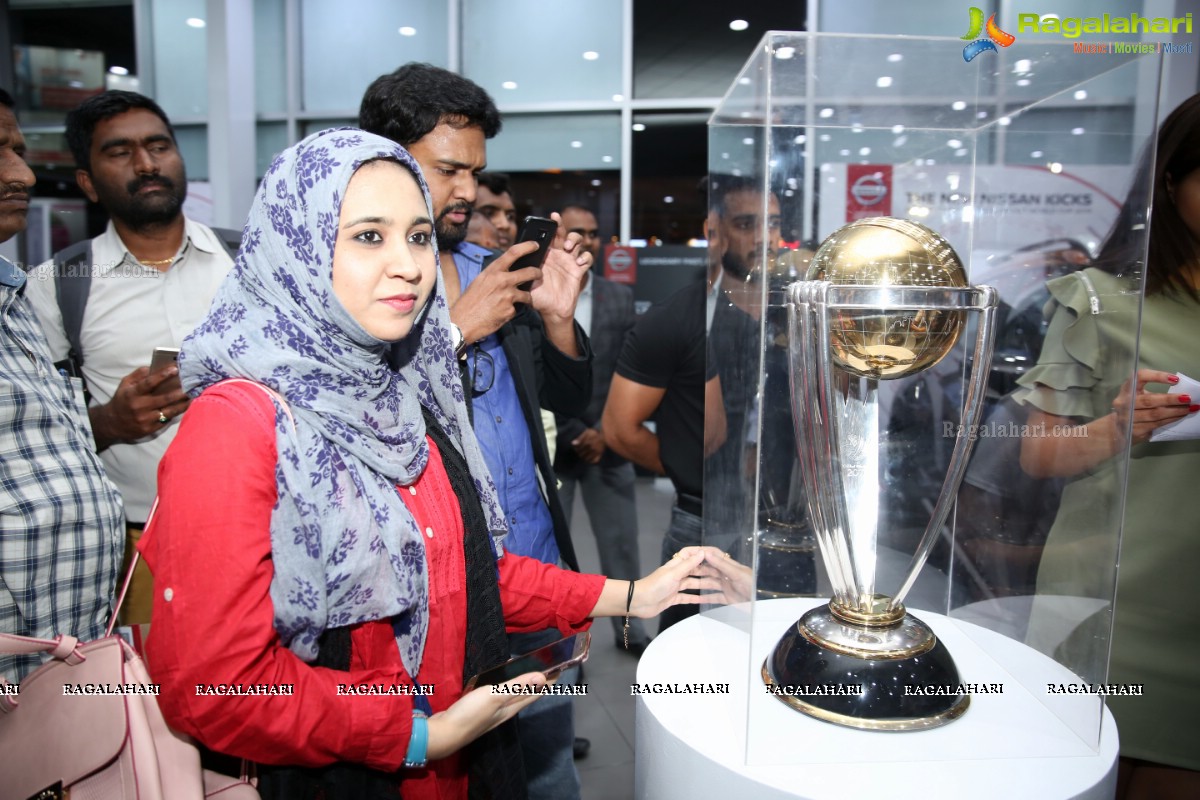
[0,88,124,681]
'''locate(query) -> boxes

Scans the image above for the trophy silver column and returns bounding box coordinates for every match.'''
[762,217,998,731]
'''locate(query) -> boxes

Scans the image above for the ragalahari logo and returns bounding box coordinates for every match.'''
[961,7,1015,62]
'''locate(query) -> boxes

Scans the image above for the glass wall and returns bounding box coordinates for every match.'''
[5,0,1196,246]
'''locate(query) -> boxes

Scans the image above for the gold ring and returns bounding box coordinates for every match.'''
[158,410,169,424]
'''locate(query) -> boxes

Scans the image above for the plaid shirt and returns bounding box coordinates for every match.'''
[1,256,123,681]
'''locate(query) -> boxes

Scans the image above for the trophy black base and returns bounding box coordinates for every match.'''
[762,601,969,731]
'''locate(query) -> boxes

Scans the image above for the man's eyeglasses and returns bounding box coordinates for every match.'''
[469,346,495,395]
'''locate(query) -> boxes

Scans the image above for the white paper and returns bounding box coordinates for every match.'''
[1149,372,1200,442]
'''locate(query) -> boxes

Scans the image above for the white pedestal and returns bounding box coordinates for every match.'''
[635,599,1117,800]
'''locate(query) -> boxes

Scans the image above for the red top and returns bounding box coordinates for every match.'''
[140,380,606,799]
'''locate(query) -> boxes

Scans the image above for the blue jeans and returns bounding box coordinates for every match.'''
[657,504,704,634]
[509,628,581,800]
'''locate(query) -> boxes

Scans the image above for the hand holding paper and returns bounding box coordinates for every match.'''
[1149,372,1200,442]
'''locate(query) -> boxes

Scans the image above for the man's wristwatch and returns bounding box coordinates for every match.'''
[449,322,469,360]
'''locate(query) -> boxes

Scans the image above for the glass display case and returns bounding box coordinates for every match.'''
[703,31,1161,764]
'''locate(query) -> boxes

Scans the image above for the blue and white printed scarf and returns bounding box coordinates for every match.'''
[180,128,506,677]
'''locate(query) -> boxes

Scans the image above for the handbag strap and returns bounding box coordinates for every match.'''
[0,632,86,710]
[0,632,84,663]
[105,496,158,638]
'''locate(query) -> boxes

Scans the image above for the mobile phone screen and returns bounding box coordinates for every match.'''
[465,631,590,690]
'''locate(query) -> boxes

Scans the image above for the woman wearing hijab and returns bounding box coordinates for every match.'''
[139,129,717,799]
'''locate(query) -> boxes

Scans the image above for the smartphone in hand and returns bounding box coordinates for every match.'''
[465,631,590,690]
[149,347,180,372]
[510,216,557,292]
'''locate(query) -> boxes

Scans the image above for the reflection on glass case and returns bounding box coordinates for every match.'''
[703,31,1160,763]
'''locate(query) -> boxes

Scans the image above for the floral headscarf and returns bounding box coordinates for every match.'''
[179,128,506,676]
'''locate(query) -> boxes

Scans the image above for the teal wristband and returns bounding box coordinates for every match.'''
[404,711,429,768]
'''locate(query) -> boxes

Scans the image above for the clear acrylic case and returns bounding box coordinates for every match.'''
[703,31,1161,764]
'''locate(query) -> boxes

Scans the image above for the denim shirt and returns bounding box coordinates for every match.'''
[451,243,559,565]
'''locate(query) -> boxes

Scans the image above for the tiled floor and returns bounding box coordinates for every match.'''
[570,476,675,800]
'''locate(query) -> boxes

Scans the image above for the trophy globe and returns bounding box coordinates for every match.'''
[763,216,999,731]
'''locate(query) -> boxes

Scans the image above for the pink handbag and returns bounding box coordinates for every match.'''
[0,507,258,799]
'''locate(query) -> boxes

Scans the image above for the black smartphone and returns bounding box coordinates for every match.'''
[465,631,590,690]
[509,215,557,291]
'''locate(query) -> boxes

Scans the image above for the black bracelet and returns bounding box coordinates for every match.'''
[623,580,635,649]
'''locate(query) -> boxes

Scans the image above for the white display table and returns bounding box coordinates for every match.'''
[635,598,1117,800]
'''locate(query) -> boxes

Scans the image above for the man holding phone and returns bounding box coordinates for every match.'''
[360,63,594,799]
[25,92,235,624]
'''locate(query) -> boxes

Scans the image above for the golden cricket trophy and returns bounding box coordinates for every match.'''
[762,216,999,731]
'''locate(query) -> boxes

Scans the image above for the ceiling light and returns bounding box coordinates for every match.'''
[998,116,1012,126]
[1049,162,1063,173]
[876,76,893,88]
[839,149,850,156]
[1072,127,1085,135]
[1074,90,1088,100]
[1016,78,1031,87]
[793,135,805,144]
[570,140,583,148]
[612,93,624,101]
[951,100,967,111]
[632,123,646,132]
[591,179,601,186]
[892,124,904,134]
[664,196,675,203]
[887,53,903,62]
[186,17,205,28]
[583,51,599,60]
[729,19,749,31]
[742,137,754,145]
[1031,150,1044,158]
[976,110,989,119]
[947,139,962,148]
[819,133,831,141]
[818,107,834,118]
[859,147,871,156]
[501,81,518,90]
[602,155,613,163]
[1013,59,1032,73]
[398,26,417,36]
[775,47,796,59]
[108,66,129,76]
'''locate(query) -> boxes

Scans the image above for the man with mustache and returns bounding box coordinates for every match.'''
[360,63,595,799]
[0,87,124,681]
[25,91,235,624]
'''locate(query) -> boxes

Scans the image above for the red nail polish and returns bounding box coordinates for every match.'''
[1179,395,1192,404]
[1169,375,1181,384]
[1191,405,1200,413]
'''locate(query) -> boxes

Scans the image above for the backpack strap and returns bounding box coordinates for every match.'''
[51,239,94,371]
[210,226,243,259]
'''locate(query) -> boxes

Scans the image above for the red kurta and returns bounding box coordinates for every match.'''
[140,380,605,798]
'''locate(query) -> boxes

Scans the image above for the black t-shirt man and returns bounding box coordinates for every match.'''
[610,280,710,498]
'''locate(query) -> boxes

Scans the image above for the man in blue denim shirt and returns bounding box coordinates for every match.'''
[360,64,594,799]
